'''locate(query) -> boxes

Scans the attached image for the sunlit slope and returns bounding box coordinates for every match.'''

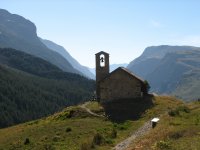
[129,99,200,150]
[0,96,184,150]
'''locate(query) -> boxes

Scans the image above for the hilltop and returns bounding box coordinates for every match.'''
[1,96,198,150]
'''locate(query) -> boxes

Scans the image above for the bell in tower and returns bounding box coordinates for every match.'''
[95,51,109,101]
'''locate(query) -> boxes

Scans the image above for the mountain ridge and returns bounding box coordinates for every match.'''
[40,38,95,79]
[0,9,81,74]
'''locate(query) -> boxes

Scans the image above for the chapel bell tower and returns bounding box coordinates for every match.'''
[95,51,109,101]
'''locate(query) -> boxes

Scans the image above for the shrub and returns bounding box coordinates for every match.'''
[113,121,130,130]
[24,138,30,145]
[67,110,75,118]
[52,135,61,142]
[168,109,179,116]
[92,133,104,145]
[177,105,190,113]
[156,140,172,149]
[169,131,184,139]
[110,128,117,138]
[168,105,190,117]
[105,138,114,144]
[66,127,72,132]
[43,144,55,150]
[195,117,200,125]
[144,80,151,94]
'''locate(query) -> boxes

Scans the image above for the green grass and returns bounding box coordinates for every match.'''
[130,100,200,150]
[85,101,105,115]
[0,103,144,150]
[0,96,190,150]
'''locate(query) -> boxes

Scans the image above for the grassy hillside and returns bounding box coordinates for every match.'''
[0,96,186,150]
[128,99,200,149]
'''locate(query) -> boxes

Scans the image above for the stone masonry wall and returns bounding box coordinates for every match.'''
[99,69,142,103]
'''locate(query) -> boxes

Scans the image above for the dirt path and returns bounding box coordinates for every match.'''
[80,102,152,150]
[80,102,104,117]
[113,121,152,150]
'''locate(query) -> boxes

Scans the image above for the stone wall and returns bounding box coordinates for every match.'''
[102,96,154,122]
[99,69,143,103]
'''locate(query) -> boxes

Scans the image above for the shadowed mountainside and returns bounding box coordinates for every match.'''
[0,48,95,128]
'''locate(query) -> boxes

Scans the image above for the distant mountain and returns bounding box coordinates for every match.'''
[40,38,95,79]
[172,69,200,101]
[127,45,200,78]
[0,47,60,77]
[89,63,128,76]
[0,9,80,74]
[0,48,95,128]
[110,63,128,72]
[127,45,200,101]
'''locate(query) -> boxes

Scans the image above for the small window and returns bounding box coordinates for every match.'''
[100,54,105,67]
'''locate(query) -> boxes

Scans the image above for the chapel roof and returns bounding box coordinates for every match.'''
[95,51,109,55]
[100,67,145,84]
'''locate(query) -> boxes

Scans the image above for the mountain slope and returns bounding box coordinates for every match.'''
[172,69,200,101]
[127,45,200,100]
[40,38,95,79]
[0,48,84,80]
[0,48,61,77]
[127,45,200,78]
[0,9,80,74]
[146,50,200,94]
[0,48,95,128]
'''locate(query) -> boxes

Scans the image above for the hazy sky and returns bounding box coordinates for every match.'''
[1,0,200,67]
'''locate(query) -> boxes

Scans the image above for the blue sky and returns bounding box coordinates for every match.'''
[1,0,200,67]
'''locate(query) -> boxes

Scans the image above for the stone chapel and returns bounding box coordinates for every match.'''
[96,51,147,103]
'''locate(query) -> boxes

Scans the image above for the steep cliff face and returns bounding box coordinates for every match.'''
[0,9,80,74]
